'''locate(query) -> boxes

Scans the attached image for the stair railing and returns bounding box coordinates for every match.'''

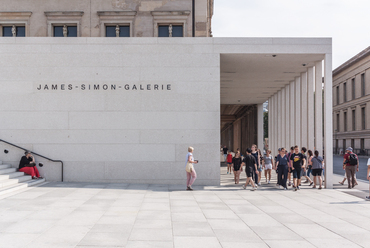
[0,139,64,181]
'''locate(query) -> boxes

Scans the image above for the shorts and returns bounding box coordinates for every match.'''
[292,167,302,179]
[312,169,323,176]
[245,166,253,178]
[257,165,263,172]
[265,164,272,170]
[227,162,232,165]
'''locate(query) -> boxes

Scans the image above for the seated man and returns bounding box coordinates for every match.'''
[19,151,42,179]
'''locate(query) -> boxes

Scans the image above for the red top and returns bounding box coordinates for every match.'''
[344,152,357,166]
[227,154,233,163]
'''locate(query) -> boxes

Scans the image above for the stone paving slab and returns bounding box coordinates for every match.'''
[0,167,370,247]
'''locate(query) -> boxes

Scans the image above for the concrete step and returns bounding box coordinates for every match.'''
[0,172,25,181]
[0,168,16,175]
[0,178,46,196]
[0,164,11,170]
[0,175,32,188]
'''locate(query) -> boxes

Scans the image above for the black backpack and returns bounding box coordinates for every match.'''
[348,153,358,165]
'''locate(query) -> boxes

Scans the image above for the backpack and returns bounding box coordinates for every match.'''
[348,153,358,165]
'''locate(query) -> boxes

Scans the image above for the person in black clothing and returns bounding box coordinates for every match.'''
[241,148,258,191]
[232,151,242,184]
[222,146,228,162]
[19,151,42,179]
[290,145,306,191]
[276,147,289,190]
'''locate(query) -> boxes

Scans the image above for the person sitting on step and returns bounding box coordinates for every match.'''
[19,151,43,179]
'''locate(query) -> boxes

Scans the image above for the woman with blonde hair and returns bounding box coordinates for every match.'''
[185,146,198,190]
[263,150,273,184]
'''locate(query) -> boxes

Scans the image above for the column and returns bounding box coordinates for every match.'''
[281,88,286,150]
[268,97,272,153]
[277,90,282,148]
[324,54,333,189]
[285,84,290,149]
[270,96,275,156]
[290,81,295,147]
[301,72,308,148]
[257,103,264,152]
[274,94,278,156]
[295,77,301,147]
[307,67,315,151]
[315,61,323,156]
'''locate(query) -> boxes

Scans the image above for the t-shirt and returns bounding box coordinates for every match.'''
[276,154,289,166]
[290,153,304,168]
[227,154,233,163]
[311,156,324,169]
[367,158,370,167]
[344,152,357,166]
[263,155,272,165]
[19,156,32,169]
[243,154,256,168]
[223,147,228,154]
[301,154,307,166]
[185,152,194,167]
[251,152,259,166]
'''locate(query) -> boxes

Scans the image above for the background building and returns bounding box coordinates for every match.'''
[333,46,370,156]
[0,0,213,37]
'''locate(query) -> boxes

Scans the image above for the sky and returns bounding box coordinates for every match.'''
[212,0,370,69]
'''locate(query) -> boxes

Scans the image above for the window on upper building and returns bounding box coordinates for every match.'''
[362,107,366,130]
[361,138,365,150]
[343,82,347,102]
[106,25,130,37]
[2,25,25,37]
[344,112,347,131]
[352,109,356,131]
[343,139,346,149]
[158,24,183,37]
[336,113,339,132]
[352,78,355,100]
[336,86,339,105]
[361,73,365,97]
[351,139,354,149]
[53,25,77,37]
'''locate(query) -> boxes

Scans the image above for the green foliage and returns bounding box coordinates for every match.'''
[264,111,268,138]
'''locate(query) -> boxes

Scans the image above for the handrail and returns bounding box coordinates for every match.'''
[0,139,64,182]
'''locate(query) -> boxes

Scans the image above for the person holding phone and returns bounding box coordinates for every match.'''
[185,147,198,190]
[19,151,42,179]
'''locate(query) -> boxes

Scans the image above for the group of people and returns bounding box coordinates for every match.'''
[223,145,325,191]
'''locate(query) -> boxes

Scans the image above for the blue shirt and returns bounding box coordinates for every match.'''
[185,152,194,167]
[277,154,289,166]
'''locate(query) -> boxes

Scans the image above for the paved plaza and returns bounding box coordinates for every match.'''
[0,167,370,248]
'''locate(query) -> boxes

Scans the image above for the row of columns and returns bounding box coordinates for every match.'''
[268,57,333,188]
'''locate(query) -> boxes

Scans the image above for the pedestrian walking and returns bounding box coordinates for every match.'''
[232,151,243,184]
[222,146,228,162]
[287,147,294,187]
[290,145,305,191]
[301,147,313,185]
[276,147,289,190]
[312,150,324,189]
[242,148,258,191]
[185,146,198,190]
[275,148,280,186]
[263,150,273,184]
[251,144,260,186]
[343,147,359,189]
[226,151,233,174]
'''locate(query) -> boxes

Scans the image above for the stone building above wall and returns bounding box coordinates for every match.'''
[0,0,213,37]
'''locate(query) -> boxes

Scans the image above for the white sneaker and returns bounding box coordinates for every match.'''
[242,185,246,190]
[258,183,261,186]
[268,181,270,184]
[251,187,255,191]
[278,185,282,189]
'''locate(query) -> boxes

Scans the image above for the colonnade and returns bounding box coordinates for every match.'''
[268,56,333,188]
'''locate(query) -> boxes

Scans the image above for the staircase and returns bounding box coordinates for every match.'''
[0,161,46,196]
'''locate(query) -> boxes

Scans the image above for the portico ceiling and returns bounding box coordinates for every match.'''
[220,53,325,105]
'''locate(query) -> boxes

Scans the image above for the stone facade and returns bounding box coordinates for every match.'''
[333,46,370,155]
[0,0,213,37]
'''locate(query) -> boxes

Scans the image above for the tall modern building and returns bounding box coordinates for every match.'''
[333,46,370,155]
[0,0,334,187]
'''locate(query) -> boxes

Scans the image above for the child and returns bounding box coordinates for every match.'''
[226,151,233,174]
